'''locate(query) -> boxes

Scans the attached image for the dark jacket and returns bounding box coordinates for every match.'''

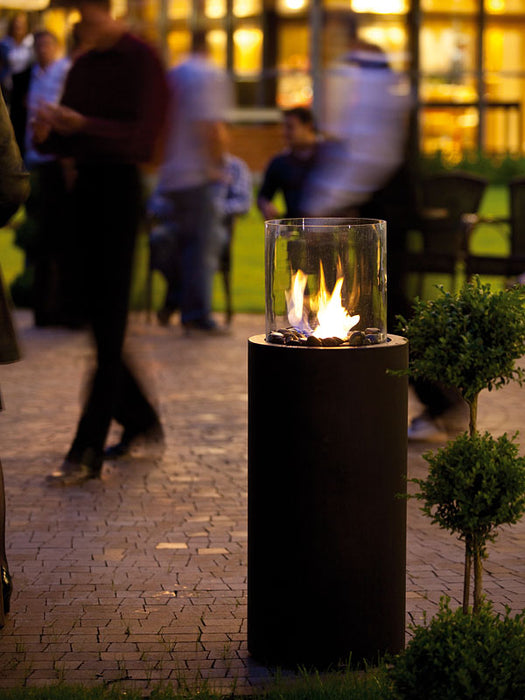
[0,90,29,226]
[0,90,29,364]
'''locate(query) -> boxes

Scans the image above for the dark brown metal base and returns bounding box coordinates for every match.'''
[247,334,408,667]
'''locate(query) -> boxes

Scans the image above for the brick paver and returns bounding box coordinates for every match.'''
[0,311,523,694]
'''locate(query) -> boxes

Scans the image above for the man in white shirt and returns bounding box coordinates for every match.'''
[301,13,410,217]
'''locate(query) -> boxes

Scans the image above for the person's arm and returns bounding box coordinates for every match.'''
[222,158,252,218]
[257,157,282,220]
[0,91,29,227]
[34,40,169,164]
[65,46,169,162]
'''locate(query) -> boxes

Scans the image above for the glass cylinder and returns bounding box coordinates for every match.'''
[265,218,387,346]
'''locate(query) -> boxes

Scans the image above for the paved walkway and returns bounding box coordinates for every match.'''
[0,311,524,694]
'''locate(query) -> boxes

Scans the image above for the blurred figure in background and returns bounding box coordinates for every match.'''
[24,30,67,327]
[22,25,93,328]
[301,13,410,218]
[33,0,169,485]
[0,13,34,157]
[257,106,318,220]
[211,122,252,326]
[155,29,233,334]
[0,88,30,625]
[301,10,412,330]
[150,121,252,328]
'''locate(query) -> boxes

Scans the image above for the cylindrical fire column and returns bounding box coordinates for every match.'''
[248,217,407,667]
[248,335,408,666]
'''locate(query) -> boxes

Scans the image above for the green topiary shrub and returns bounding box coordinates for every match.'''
[398,277,525,435]
[413,431,525,613]
[389,598,525,700]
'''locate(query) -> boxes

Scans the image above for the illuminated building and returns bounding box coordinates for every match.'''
[2,0,524,167]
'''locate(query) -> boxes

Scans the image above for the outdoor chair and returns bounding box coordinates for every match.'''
[465,175,525,282]
[406,171,488,296]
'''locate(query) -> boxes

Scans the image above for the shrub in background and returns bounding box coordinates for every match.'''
[398,278,525,435]
[389,598,525,700]
[420,150,525,185]
[399,278,525,612]
[413,432,525,613]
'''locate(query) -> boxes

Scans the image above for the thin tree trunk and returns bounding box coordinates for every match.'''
[463,542,472,613]
[469,395,478,437]
[473,544,483,614]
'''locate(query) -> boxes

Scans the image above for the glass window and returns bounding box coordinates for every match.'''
[351,0,408,13]
[359,19,409,71]
[422,0,477,12]
[167,29,191,65]
[420,20,478,101]
[208,29,227,68]
[484,20,525,152]
[168,0,191,20]
[205,0,226,19]
[234,0,262,17]
[486,0,525,13]
[233,24,263,75]
[276,21,311,107]
[276,0,309,16]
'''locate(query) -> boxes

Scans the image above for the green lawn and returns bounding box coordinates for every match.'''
[0,185,513,316]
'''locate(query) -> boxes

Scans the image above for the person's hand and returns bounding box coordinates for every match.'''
[49,105,87,135]
[31,116,51,144]
[31,102,54,144]
[259,200,280,220]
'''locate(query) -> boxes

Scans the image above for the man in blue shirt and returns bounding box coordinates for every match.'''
[257,106,318,220]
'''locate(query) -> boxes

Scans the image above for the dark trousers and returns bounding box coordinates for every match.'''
[30,161,71,326]
[163,184,216,324]
[68,163,159,461]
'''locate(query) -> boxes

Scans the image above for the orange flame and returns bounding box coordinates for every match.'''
[285,261,360,339]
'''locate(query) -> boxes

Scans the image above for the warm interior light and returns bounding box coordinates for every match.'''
[234,0,262,17]
[168,0,191,20]
[352,0,406,13]
[205,0,226,19]
[285,261,360,340]
[207,29,227,66]
[486,0,505,12]
[167,30,191,64]
[233,27,263,74]
[277,0,308,13]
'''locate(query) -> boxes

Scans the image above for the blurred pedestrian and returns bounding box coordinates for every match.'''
[156,29,233,334]
[150,122,252,327]
[301,14,410,218]
[0,13,34,157]
[257,106,318,220]
[300,11,413,330]
[33,0,169,485]
[23,30,70,327]
[0,88,30,625]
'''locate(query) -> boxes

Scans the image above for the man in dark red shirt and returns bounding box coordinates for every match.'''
[34,0,169,485]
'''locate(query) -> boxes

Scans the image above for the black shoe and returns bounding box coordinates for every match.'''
[0,566,12,626]
[46,448,102,486]
[2,567,12,611]
[104,421,164,460]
